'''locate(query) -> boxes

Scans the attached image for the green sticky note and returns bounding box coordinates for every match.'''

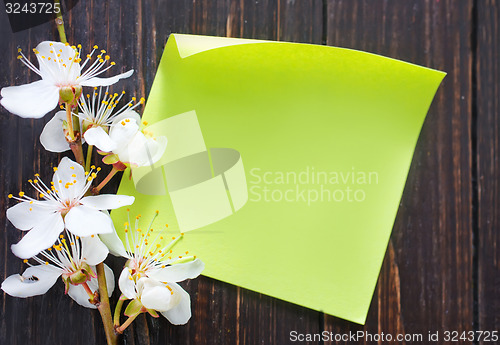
[112,34,445,324]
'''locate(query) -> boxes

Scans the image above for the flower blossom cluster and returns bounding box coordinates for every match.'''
[0,39,202,331]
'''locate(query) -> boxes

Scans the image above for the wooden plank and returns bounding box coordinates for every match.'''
[476,0,500,342]
[0,0,323,344]
[324,0,474,342]
[134,1,324,344]
[0,12,108,345]
[0,0,484,344]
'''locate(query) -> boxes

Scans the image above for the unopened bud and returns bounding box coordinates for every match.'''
[59,85,83,104]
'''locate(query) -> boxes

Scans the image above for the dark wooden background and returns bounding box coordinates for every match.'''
[0,0,498,344]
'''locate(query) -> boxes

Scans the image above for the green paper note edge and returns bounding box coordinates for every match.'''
[111,34,446,325]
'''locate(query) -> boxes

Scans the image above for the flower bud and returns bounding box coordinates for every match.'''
[59,85,83,104]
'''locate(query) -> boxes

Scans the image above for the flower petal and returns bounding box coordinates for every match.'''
[80,69,134,87]
[0,80,59,118]
[65,206,114,236]
[80,235,109,266]
[11,212,64,259]
[80,194,135,211]
[87,264,115,297]
[7,201,56,231]
[1,265,61,298]
[160,283,192,325]
[115,131,167,167]
[52,157,86,199]
[118,268,136,299]
[148,259,204,283]
[108,117,140,153]
[112,130,143,165]
[148,136,168,166]
[98,226,128,257]
[36,41,80,82]
[40,111,71,152]
[140,278,178,312]
[104,264,115,296]
[111,110,141,126]
[84,126,116,152]
[67,284,96,309]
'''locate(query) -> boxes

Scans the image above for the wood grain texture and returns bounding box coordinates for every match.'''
[477,0,500,343]
[0,0,496,344]
[324,1,475,344]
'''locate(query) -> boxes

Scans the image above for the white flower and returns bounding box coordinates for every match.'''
[1,231,114,309]
[99,116,167,169]
[40,87,144,153]
[6,157,134,259]
[93,114,167,170]
[122,277,192,323]
[101,212,204,325]
[0,41,133,118]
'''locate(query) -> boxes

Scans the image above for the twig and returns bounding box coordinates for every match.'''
[54,0,67,44]
[96,263,118,345]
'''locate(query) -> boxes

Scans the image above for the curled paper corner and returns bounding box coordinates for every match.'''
[130,110,248,232]
[170,33,273,59]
